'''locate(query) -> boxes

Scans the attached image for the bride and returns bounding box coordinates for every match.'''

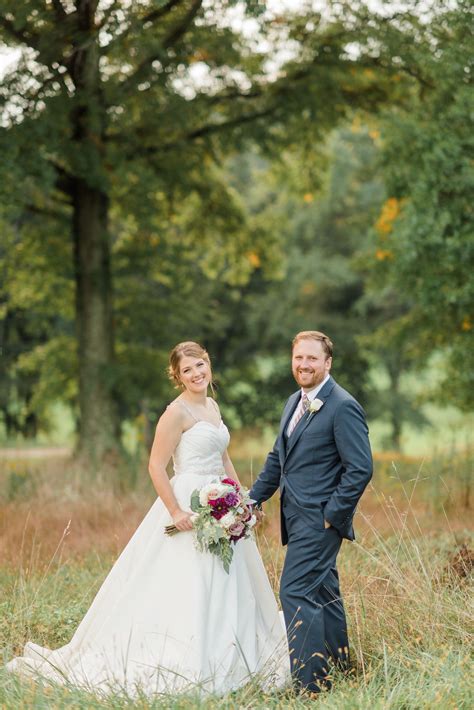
[7,341,290,697]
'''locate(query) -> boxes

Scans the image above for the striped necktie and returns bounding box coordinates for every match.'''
[288,393,310,436]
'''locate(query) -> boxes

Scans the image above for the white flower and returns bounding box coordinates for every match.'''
[198,481,229,506]
[220,512,237,528]
[309,398,324,414]
[198,485,212,506]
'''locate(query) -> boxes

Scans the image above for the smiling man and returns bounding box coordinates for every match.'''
[250,330,373,694]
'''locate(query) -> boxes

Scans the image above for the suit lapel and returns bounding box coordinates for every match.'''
[278,391,300,465]
[285,376,336,461]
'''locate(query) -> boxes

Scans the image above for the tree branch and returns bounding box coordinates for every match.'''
[119,0,202,91]
[141,105,276,156]
[208,88,263,105]
[162,0,202,48]
[51,0,68,22]
[368,55,434,90]
[0,14,41,50]
[47,159,75,198]
[142,0,184,25]
[25,203,69,220]
[101,0,185,51]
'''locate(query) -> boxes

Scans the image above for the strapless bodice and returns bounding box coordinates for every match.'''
[172,421,230,478]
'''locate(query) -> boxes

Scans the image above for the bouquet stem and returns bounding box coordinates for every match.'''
[164,524,180,536]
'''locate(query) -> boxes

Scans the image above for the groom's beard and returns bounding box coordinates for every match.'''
[294,369,326,389]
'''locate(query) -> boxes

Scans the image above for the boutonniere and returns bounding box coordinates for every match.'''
[308,398,324,420]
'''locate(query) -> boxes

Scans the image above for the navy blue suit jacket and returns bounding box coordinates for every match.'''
[250,376,373,543]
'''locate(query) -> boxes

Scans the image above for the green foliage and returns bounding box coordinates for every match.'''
[0,0,408,451]
[0,0,471,453]
[369,0,474,409]
[206,126,386,428]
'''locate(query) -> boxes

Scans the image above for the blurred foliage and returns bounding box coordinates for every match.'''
[0,1,471,454]
[366,0,474,410]
[0,0,402,461]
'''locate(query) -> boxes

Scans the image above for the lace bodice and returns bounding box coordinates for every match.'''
[172,421,230,477]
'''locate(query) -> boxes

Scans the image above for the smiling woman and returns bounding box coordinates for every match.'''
[168,340,212,398]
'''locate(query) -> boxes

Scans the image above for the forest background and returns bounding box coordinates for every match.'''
[0,1,472,708]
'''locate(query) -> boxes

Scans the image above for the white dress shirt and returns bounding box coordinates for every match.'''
[286,374,330,436]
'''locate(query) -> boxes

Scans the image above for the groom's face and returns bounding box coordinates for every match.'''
[292,339,332,391]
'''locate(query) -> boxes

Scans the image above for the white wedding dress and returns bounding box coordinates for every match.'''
[7,420,290,697]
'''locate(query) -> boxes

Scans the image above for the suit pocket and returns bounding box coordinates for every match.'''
[304,432,328,440]
[283,499,325,532]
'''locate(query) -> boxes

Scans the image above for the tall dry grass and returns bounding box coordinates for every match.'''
[0,447,472,708]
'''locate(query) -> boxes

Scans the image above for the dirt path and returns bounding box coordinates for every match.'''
[0,447,72,459]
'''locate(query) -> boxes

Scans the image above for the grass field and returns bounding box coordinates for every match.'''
[0,443,472,709]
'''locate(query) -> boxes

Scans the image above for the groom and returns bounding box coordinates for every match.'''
[250,330,372,693]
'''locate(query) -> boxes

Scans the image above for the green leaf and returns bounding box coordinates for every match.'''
[190,491,201,513]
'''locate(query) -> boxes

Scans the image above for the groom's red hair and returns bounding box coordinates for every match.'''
[292,331,333,358]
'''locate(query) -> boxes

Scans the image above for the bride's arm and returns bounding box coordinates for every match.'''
[222,449,242,487]
[148,405,194,531]
[209,397,242,486]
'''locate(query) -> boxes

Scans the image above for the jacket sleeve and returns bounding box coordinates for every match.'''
[249,437,282,506]
[324,398,373,532]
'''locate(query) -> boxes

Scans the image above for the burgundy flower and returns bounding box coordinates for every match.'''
[211,509,227,520]
[208,496,226,508]
[209,497,229,519]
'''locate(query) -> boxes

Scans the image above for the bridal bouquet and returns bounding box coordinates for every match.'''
[164,478,257,573]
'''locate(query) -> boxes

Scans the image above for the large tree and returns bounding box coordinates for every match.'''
[0,0,416,464]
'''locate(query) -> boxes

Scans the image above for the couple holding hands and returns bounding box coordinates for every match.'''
[7,330,373,698]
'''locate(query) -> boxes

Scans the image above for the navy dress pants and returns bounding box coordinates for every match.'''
[280,497,349,693]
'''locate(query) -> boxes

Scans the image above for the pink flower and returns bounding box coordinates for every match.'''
[240,506,252,523]
[206,487,221,501]
[228,521,245,538]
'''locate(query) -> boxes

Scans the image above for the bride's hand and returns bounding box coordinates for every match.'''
[172,509,194,532]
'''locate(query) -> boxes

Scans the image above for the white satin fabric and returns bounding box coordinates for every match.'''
[6,421,290,697]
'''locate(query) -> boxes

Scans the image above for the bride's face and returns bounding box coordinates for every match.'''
[179,355,211,394]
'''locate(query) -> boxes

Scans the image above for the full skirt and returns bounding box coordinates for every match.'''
[6,473,290,697]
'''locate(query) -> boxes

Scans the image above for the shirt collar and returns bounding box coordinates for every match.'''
[302,374,330,401]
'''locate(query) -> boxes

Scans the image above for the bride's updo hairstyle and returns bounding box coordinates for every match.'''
[168,341,214,391]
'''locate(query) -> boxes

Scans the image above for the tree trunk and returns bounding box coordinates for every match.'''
[388,366,402,451]
[73,181,121,465]
[69,2,121,467]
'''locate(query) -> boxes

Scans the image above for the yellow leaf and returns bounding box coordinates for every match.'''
[246,251,261,267]
[375,249,393,261]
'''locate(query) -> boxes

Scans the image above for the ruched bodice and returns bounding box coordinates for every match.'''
[172,421,230,478]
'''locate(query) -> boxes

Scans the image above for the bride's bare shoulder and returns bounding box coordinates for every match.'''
[158,399,185,427]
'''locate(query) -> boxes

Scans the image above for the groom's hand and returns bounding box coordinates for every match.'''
[324,520,332,529]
